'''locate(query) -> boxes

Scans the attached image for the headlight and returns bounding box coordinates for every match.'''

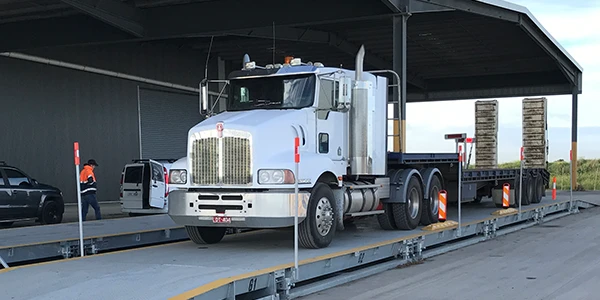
[169,169,187,184]
[258,169,295,184]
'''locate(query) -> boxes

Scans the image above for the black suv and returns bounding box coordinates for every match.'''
[0,161,64,228]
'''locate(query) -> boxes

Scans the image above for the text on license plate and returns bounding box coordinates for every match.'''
[213,216,231,223]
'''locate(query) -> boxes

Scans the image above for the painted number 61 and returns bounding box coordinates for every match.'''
[248,278,257,292]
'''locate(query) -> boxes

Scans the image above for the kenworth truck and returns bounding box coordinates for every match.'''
[167,46,550,249]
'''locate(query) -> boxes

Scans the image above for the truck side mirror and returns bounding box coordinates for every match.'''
[200,80,209,114]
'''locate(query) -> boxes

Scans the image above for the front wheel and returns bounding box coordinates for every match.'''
[40,200,63,225]
[299,183,337,249]
[185,226,227,244]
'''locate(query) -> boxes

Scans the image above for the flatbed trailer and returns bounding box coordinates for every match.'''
[388,152,549,206]
[1,193,596,300]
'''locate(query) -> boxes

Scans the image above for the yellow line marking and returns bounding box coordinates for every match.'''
[0,240,191,274]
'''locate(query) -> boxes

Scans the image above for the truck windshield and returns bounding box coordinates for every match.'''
[227,74,316,111]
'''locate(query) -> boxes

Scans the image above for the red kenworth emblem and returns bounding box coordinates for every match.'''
[216,122,223,138]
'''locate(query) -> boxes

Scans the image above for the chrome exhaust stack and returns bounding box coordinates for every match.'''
[349,45,372,175]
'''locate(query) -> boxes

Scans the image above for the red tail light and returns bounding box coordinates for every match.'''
[164,166,169,198]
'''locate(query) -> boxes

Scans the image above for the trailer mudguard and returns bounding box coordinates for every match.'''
[384,168,423,204]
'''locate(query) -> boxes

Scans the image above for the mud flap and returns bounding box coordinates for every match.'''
[333,188,345,231]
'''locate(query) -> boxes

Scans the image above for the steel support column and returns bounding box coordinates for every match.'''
[393,13,409,153]
[571,87,578,189]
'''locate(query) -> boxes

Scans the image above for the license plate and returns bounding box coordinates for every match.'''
[213,216,231,224]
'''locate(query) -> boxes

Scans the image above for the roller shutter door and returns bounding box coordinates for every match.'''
[138,87,201,159]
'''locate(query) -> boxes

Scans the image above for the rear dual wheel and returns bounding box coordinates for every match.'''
[376,170,425,231]
[420,175,442,226]
[391,175,424,230]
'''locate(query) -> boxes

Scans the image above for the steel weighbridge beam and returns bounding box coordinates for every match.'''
[392,11,410,153]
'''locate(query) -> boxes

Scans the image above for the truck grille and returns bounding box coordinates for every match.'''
[191,132,252,185]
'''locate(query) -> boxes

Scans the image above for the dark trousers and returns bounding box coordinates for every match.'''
[82,193,101,221]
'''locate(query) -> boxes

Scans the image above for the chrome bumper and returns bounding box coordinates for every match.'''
[168,189,309,228]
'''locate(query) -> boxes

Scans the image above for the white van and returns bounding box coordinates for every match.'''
[119,158,182,216]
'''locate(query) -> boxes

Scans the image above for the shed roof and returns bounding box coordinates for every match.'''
[0,0,583,102]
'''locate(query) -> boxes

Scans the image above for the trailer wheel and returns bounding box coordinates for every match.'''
[376,203,397,230]
[420,175,442,226]
[532,175,544,203]
[392,175,423,230]
[185,226,227,244]
[299,183,337,249]
[522,177,533,206]
[511,179,522,208]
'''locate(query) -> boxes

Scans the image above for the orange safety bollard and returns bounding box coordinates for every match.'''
[552,177,557,200]
[502,183,510,208]
[438,190,447,222]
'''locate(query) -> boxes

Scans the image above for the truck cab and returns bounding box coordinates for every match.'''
[168,48,391,249]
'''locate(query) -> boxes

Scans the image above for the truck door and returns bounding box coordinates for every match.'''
[315,75,345,163]
[148,161,166,209]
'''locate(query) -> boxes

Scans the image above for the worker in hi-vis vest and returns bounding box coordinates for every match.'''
[79,159,101,221]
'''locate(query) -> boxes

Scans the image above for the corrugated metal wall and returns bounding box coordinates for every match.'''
[0,43,218,203]
[139,87,202,159]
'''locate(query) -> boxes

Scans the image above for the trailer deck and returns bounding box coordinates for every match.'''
[1,193,597,300]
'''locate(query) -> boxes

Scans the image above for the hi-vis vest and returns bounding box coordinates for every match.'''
[80,165,97,196]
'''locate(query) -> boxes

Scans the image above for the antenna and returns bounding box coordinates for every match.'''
[204,36,214,79]
[272,21,275,64]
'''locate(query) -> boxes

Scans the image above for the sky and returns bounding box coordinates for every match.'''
[400,0,600,163]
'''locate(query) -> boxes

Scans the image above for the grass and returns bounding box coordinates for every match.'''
[493,158,600,191]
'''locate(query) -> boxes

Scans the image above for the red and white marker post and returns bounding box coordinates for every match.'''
[293,133,300,280]
[74,142,85,257]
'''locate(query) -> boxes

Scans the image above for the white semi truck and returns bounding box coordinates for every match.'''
[167,46,549,249]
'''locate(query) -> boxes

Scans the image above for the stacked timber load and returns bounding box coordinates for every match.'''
[474,100,499,168]
[522,97,548,169]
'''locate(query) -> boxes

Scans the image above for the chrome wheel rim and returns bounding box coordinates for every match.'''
[315,197,334,236]
[430,185,439,215]
[408,187,420,219]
